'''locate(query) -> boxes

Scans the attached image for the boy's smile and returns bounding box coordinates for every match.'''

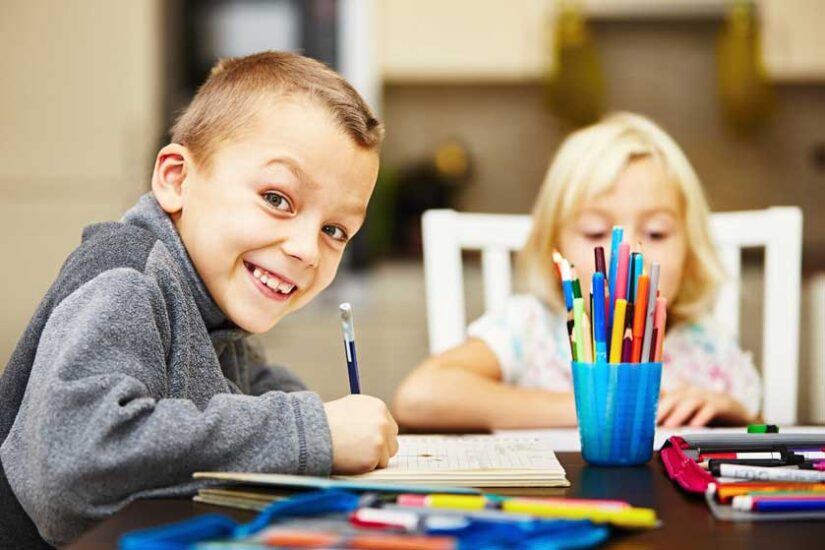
[152,95,379,333]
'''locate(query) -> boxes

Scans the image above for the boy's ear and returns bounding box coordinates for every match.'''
[151,144,192,216]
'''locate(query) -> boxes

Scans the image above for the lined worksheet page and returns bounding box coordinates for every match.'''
[388,434,562,471]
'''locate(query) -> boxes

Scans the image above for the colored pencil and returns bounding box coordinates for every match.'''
[631,275,649,363]
[607,227,624,333]
[615,243,630,302]
[609,299,627,363]
[573,297,585,362]
[653,297,667,362]
[592,272,607,363]
[581,312,594,363]
[640,264,660,363]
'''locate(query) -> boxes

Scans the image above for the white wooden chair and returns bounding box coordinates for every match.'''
[421,207,803,424]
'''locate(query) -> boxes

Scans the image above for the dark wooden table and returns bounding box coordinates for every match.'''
[68,453,825,549]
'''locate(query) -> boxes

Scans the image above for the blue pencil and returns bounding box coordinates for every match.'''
[632,253,643,302]
[592,272,607,363]
[339,303,361,394]
[606,227,623,332]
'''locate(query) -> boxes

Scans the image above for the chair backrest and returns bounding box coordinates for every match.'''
[421,207,803,424]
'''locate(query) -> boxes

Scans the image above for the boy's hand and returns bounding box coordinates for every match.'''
[324,395,399,474]
[656,385,752,428]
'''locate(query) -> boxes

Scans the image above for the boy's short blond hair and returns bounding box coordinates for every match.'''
[519,112,725,325]
[171,51,384,172]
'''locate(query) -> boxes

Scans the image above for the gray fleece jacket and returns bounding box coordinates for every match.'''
[0,194,333,547]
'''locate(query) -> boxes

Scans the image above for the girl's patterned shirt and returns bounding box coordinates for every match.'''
[466,294,762,417]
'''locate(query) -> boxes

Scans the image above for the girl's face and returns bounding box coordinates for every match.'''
[558,157,688,308]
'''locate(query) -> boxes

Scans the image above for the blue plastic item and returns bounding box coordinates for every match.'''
[426,517,610,550]
[572,361,662,466]
[118,490,361,549]
[119,514,237,550]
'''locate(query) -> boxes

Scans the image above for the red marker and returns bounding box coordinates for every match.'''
[699,451,783,461]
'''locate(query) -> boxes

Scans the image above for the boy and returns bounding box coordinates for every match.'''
[0,51,398,548]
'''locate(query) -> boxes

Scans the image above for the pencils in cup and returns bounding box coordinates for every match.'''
[339,302,361,394]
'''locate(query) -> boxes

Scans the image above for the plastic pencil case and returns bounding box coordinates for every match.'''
[659,436,716,494]
[660,433,825,495]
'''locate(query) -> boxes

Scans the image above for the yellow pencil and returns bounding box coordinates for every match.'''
[609,299,627,363]
[504,499,658,529]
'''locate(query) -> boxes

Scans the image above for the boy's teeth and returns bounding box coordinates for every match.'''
[252,264,295,294]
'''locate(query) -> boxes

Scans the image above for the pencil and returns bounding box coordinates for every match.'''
[641,264,660,363]
[631,275,649,363]
[607,227,623,329]
[339,303,361,393]
[653,297,667,362]
[609,299,627,363]
[581,312,594,363]
[573,297,585,363]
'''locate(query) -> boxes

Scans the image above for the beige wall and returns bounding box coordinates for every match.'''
[381,19,825,266]
[0,1,163,363]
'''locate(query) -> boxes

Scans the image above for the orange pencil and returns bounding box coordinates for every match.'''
[631,275,649,363]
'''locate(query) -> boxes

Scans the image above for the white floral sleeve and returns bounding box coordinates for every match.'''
[662,317,763,417]
[466,295,573,391]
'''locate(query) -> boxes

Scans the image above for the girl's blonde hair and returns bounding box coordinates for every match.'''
[519,112,725,325]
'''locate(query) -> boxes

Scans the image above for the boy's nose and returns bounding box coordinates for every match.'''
[281,226,320,268]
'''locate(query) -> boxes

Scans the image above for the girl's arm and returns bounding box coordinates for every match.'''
[392,338,577,430]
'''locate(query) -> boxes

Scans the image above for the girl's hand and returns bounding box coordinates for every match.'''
[656,385,753,427]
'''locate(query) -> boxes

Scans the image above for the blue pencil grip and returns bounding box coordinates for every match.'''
[345,340,361,394]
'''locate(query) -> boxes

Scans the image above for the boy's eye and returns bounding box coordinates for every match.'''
[263,192,292,213]
[645,231,669,241]
[583,231,608,241]
[323,225,348,242]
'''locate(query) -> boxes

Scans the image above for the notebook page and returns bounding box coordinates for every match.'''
[388,434,563,472]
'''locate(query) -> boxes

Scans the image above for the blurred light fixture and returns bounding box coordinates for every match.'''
[716,0,774,135]
[544,0,605,128]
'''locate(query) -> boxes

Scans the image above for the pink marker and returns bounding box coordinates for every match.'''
[614,243,630,301]
[652,297,667,362]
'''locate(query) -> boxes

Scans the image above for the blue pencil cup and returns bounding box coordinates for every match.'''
[571,361,663,466]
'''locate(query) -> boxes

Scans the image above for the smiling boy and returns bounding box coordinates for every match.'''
[0,52,398,548]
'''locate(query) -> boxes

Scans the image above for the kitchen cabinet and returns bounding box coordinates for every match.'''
[379,0,557,82]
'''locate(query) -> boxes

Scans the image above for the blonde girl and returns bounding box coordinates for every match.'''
[393,112,761,429]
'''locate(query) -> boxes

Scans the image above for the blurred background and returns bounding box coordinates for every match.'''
[2,0,824,420]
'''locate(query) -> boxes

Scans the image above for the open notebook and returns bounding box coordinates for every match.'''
[192,434,566,510]
[335,433,568,488]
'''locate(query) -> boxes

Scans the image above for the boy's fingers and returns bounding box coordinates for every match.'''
[376,445,390,469]
[387,432,399,458]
